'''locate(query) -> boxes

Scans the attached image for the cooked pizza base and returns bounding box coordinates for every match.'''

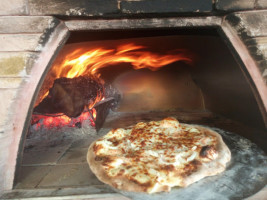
[87,117,231,193]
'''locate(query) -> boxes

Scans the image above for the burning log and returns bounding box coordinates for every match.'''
[34,76,104,118]
[32,43,191,129]
[92,97,117,131]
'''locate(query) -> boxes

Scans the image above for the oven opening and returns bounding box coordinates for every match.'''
[14,28,266,196]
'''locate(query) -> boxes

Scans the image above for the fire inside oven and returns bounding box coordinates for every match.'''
[15,28,266,198]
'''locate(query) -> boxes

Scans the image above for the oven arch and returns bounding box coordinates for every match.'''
[2,17,266,195]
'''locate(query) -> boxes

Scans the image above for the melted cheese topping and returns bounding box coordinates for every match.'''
[93,117,218,193]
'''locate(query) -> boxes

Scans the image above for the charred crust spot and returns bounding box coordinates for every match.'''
[112,182,118,187]
[101,156,114,166]
[164,117,176,121]
[129,177,152,188]
[113,140,120,146]
[95,156,103,161]
[191,159,201,166]
[126,150,135,158]
[200,145,216,158]
[200,145,211,157]
[181,160,200,177]
[141,180,153,187]
[108,138,120,146]
[129,136,135,142]
[112,129,118,133]
[117,169,125,176]
[160,164,175,172]
[141,140,146,147]
[161,185,170,192]
[93,144,103,153]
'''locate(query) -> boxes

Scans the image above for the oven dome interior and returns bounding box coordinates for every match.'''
[50,28,265,130]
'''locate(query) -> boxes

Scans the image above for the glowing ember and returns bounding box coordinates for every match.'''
[31,111,95,130]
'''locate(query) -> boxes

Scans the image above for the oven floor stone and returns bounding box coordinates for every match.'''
[37,163,102,188]
[58,148,88,164]
[70,136,99,148]
[16,135,100,189]
[15,166,52,189]
[22,140,73,165]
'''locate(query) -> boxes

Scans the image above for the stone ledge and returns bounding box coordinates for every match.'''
[225,11,267,82]
[256,0,267,9]
[65,17,222,31]
[120,0,212,14]
[28,0,119,16]
[0,17,59,34]
[225,11,267,38]
[215,0,255,12]
[0,34,43,52]
[0,0,28,16]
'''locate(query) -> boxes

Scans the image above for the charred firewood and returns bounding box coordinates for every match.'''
[93,97,116,131]
[34,76,104,118]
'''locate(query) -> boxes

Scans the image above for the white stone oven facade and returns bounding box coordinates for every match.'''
[0,0,267,199]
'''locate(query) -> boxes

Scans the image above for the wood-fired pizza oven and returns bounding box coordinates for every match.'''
[0,1,266,199]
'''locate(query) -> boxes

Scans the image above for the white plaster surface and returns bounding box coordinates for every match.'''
[0,34,42,52]
[0,0,27,15]
[0,89,18,132]
[0,16,55,34]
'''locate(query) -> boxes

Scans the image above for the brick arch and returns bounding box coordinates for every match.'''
[221,12,267,126]
[0,19,69,191]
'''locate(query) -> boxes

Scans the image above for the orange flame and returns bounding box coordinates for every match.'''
[37,43,193,108]
[91,108,97,120]
[88,91,104,110]
[53,43,193,79]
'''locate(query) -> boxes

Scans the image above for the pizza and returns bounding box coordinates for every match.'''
[87,117,231,193]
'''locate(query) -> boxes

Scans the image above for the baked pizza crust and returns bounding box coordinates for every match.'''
[88,143,163,192]
[87,120,231,193]
[178,125,231,187]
